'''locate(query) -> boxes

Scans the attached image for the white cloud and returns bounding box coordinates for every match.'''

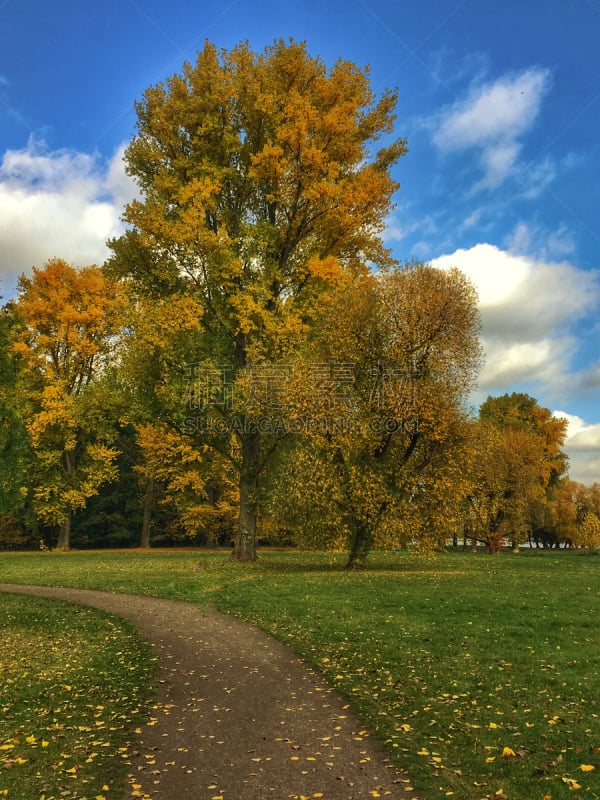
[506,221,577,262]
[431,67,551,190]
[559,413,600,450]
[431,243,599,395]
[0,137,137,290]
[478,141,521,190]
[516,156,557,199]
[579,360,600,389]
[480,338,574,390]
[384,209,438,244]
[431,241,600,485]
[105,143,137,209]
[554,411,600,485]
[462,209,483,229]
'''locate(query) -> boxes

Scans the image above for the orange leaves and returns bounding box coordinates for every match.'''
[15,258,125,392]
[306,255,344,285]
[12,258,126,542]
[111,39,410,561]
[122,37,405,340]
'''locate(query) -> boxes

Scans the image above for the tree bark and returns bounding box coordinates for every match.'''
[346,522,371,569]
[139,480,155,549]
[56,514,71,550]
[231,430,260,562]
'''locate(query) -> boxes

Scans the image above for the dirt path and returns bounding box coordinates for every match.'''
[0,584,423,799]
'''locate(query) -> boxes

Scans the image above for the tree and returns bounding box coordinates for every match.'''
[576,511,600,552]
[479,393,568,486]
[465,422,547,552]
[100,291,205,548]
[0,300,31,517]
[265,264,482,566]
[12,258,125,549]
[108,39,407,561]
[134,422,237,545]
[570,482,600,552]
[468,394,569,552]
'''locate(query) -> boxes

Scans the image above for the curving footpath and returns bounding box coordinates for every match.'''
[0,584,424,800]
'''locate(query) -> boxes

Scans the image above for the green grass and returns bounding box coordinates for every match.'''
[1,548,599,799]
[0,592,157,800]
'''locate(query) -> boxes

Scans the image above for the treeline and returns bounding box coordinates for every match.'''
[1,40,598,562]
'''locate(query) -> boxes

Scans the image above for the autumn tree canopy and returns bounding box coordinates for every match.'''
[466,394,569,551]
[266,263,482,566]
[1,42,594,557]
[108,39,408,561]
[12,259,125,549]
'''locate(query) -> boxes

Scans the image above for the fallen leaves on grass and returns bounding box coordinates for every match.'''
[0,595,156,800]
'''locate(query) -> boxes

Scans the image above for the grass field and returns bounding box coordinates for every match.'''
[0,548,599,800]
[0,592,157,800]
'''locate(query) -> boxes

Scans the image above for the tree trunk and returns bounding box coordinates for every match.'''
[56,514,71,550]
[347,522,371,569]
[231,430,260,562]
[139,480,155,549]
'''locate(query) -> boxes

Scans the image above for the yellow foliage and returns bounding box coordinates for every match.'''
[12,258,124,538]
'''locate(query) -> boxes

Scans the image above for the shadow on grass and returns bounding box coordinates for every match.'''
[246,549,462,574]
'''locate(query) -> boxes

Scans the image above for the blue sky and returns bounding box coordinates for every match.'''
[1,0,599,482]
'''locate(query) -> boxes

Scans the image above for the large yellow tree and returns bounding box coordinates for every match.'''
[467,393,569,552]
[266,264,482,566]
[109,39,407,560]
[13,258,124,549]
